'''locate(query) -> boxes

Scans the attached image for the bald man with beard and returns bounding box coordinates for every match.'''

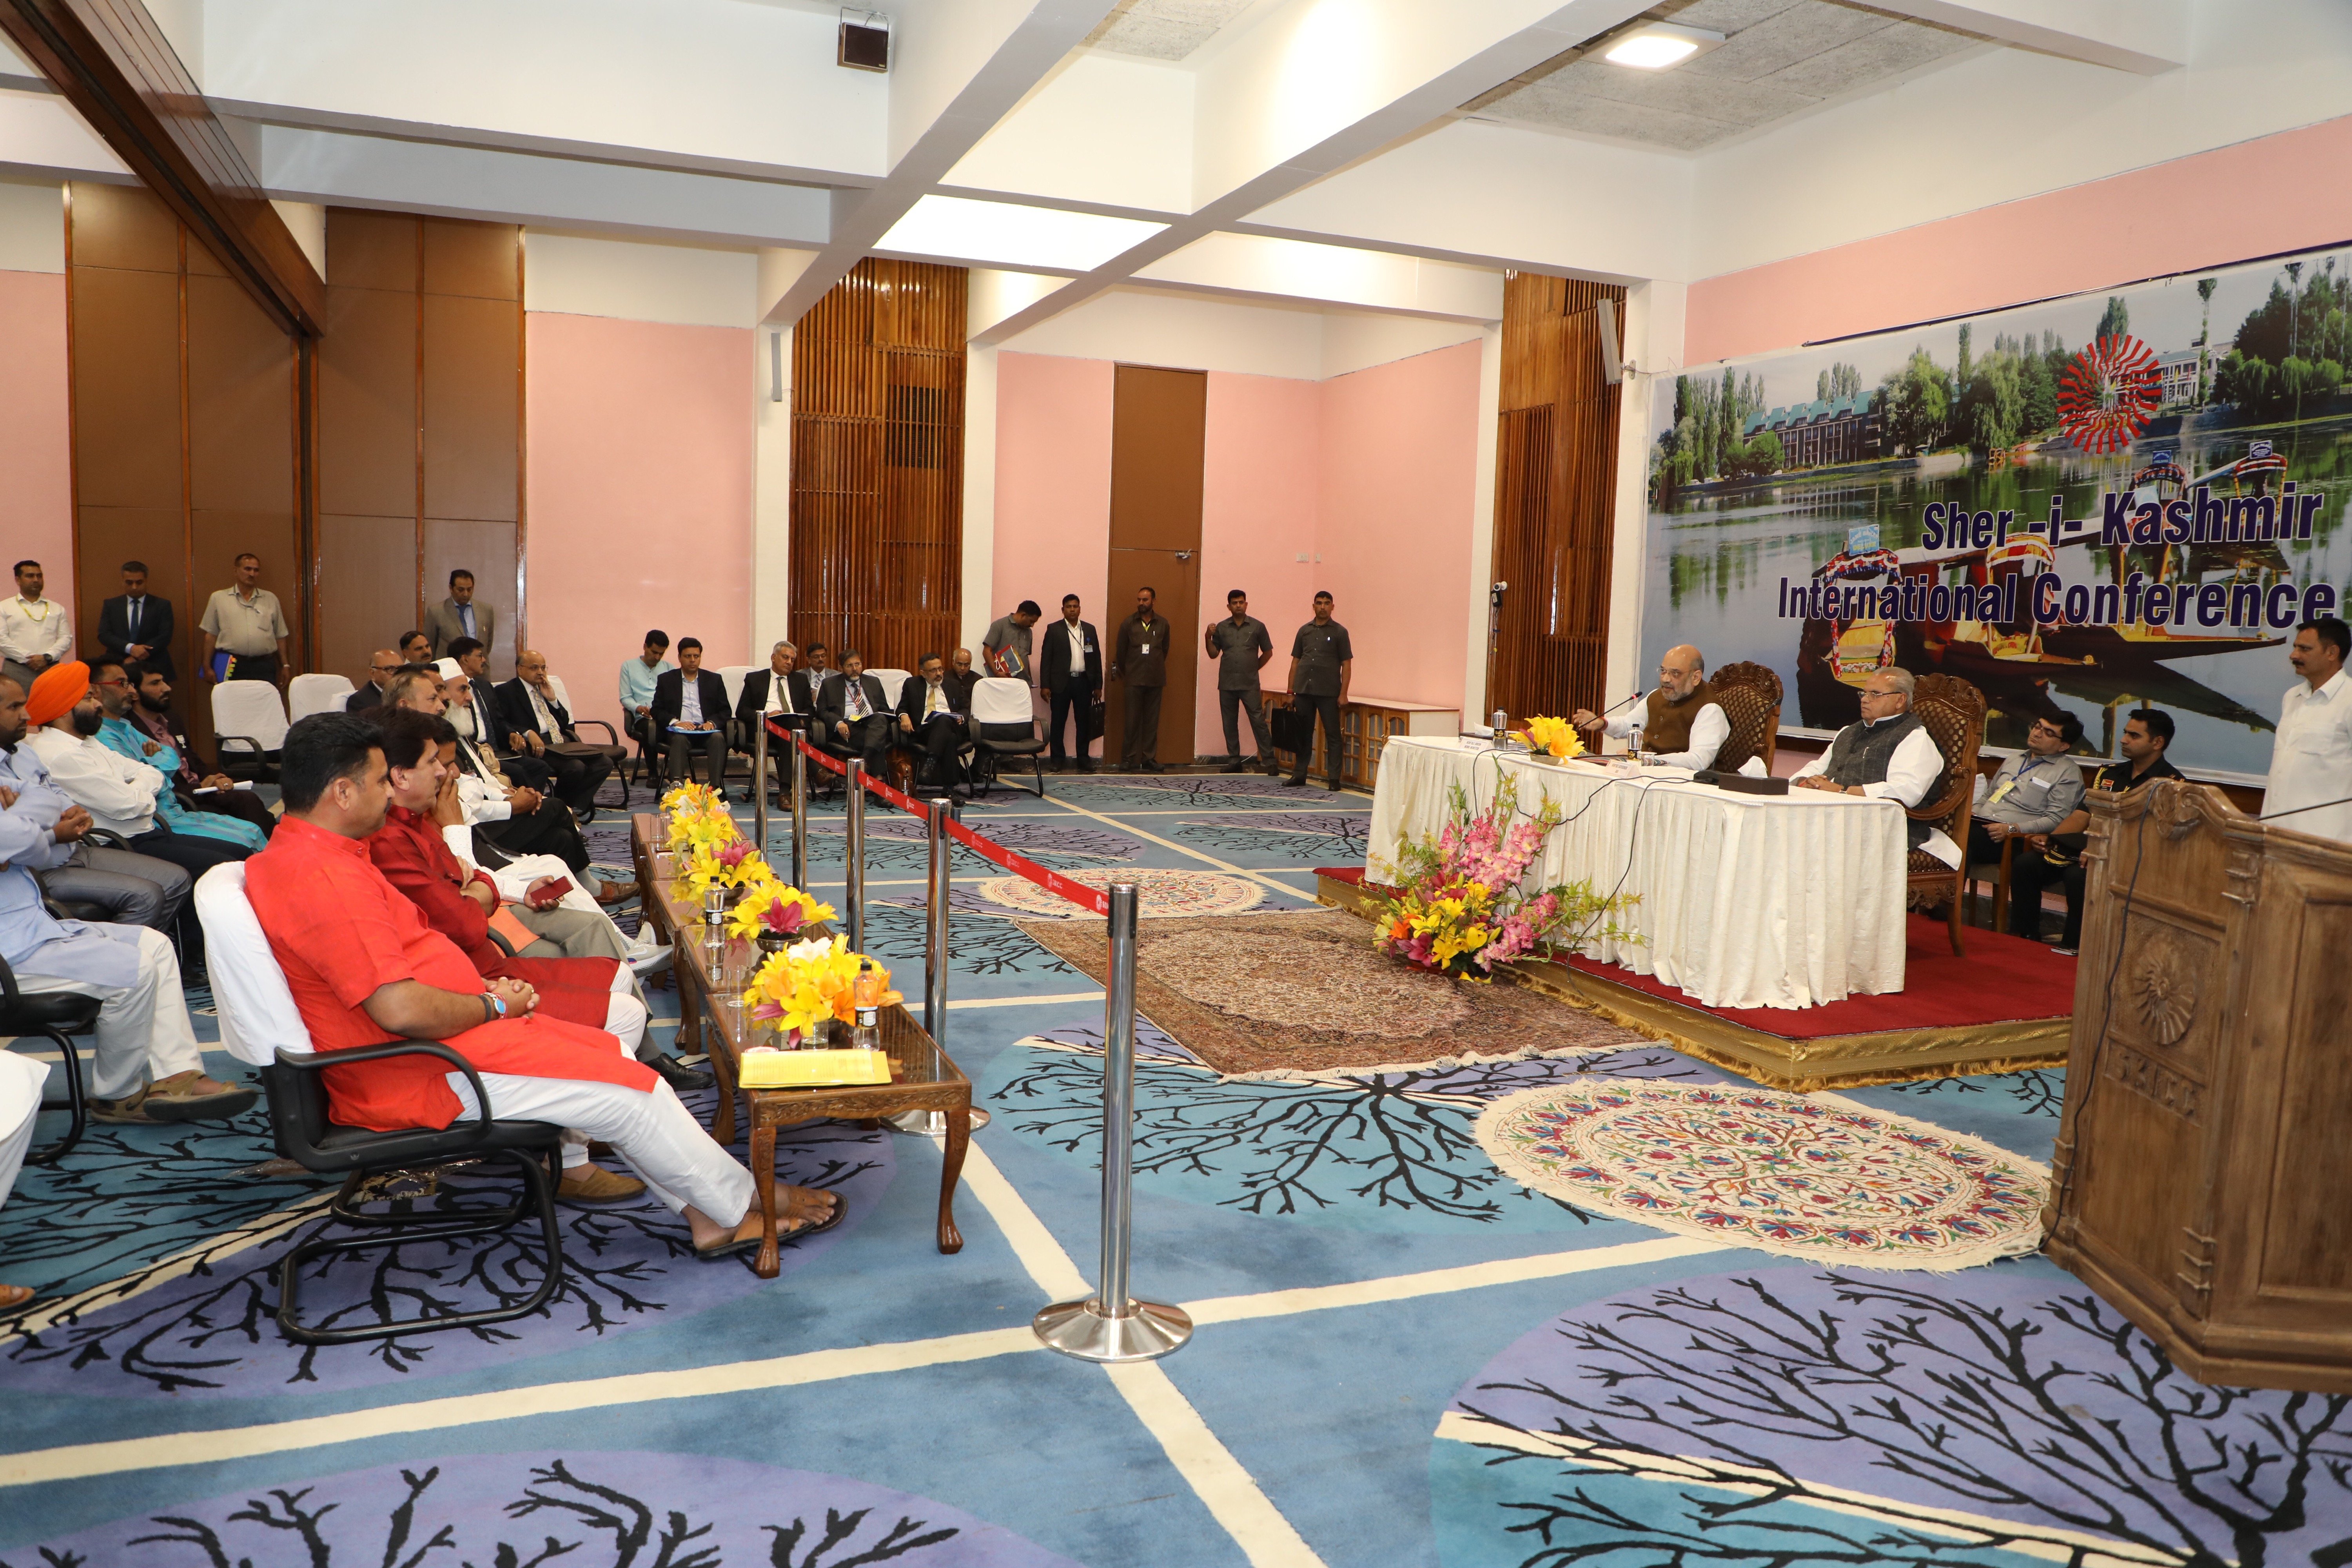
[1574,644,1729,769]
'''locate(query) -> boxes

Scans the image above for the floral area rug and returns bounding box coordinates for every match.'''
[1014,911,1643,1078]
[1474,1079,2049,1270]
[984,866,1266,919]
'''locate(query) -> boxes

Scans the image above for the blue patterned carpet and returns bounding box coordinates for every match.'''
[2,768,2342,1567]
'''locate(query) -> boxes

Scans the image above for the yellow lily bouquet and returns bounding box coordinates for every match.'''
[729,882,836,943]
[684,838,775,898]
[1512,714,1586,760]
[661,781,724,816]
[666,805,739,855]
[747,935,900,1038]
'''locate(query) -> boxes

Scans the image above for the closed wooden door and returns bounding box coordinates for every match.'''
[1105,365,1205,764]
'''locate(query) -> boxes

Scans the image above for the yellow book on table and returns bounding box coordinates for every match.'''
[737,1049,893,1089]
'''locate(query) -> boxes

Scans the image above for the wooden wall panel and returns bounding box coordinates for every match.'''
[328,211,419,293]
[192,508,296,629]
[67,263,180,509]
[1488,274,1624,728]
[186,272,294,514]
[788,258,965,675]
[317,283,417,519]
[315,513,415,684]
[423,217,518,301]
[1106,365,1205,763]
[75,505,186,679]
[422,292,519,521]
[68,180,177,272]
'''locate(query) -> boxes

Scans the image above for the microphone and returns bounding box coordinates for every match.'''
[1601,689,1646,716]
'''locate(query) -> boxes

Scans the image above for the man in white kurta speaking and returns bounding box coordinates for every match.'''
[2264,616,2352,844]
[1790,666,1960,867]
[1573,644,1727,769]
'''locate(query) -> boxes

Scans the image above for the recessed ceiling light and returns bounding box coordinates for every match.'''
[1601,22,1723,70]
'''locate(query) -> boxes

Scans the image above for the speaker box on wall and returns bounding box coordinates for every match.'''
[839,12,890,71]
[1595,298,1624,385]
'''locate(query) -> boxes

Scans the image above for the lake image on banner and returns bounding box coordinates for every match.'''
[1643,247,2352,779]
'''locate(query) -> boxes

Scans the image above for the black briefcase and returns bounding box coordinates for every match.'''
[1270,703,1310,755]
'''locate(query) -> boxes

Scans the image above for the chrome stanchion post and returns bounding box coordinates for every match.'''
[893,795,987,1136]
[844,757,866,952]
[789,737,809,893]
[1033,882,1191,1362]
[752,717,770,855]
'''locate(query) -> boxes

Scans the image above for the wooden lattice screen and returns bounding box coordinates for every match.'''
[789,258,967,675]
[1486,273,1625,728]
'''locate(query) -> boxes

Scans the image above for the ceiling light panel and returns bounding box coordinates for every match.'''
[1602,22,1724,69]
[877,195,1167,273]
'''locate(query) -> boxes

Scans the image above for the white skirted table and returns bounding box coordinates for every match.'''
[1366,736,1910,1010]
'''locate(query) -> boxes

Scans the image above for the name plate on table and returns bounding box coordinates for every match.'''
[738,1049,893,1089]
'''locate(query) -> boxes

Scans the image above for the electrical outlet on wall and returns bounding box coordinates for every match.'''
[1295,553,1307,562]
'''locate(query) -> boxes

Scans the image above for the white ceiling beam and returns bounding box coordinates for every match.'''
[970,0,1652,344]
[764,0,1123,326]
[0,85,130,182]
[1869,0,2185,74]
[246,123,833,250]
[1132,231,1502,320]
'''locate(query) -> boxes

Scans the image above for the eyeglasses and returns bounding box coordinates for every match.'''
[93,677,128,689]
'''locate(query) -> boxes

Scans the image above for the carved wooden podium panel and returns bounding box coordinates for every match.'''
[2044,780,2352,1392]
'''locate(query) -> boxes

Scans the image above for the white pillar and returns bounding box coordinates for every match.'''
[1603,280,1686,719]
[752,324,793,660]
[962,341,999,653]
[1461,321,1502,726]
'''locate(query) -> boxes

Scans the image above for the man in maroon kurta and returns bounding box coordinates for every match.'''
[243,712,808,1256]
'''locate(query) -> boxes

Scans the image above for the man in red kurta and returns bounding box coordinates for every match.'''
[243,712,820,1256]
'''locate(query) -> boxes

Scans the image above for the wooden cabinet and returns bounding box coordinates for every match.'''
[1266,693,1458,789]
[2043,780,2352,1392]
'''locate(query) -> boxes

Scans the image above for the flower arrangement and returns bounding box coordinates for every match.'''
[683,837,774,898]
[746,935,898,1038]
[729,882,836,943]
[666,804,739,855]
[1368,776,1635,980]
[1512,714,1586,760]
[661,781,725,816]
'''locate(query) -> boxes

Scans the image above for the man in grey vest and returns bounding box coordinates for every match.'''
[1790,667,1961,867]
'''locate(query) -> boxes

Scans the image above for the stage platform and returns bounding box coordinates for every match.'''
[1315,869,2074,1091]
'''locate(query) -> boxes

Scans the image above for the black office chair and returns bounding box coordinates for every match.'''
[263,1042,566,1345]
[0,951,93,1165]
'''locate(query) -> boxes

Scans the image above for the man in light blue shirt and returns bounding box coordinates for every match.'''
[91,659,267,852]
[618,629,675,769]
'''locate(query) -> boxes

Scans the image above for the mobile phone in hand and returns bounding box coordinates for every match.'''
[525,877,575,910]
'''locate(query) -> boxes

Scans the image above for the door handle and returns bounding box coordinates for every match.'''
[1175,551,1193,561]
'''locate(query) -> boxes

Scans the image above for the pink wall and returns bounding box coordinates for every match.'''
[524,312,753,733]
[993,351,1114,755]
[1314,341,1481,713]
[1688,111,2352,365]
[0,269,75,624]
[1199,372,1318,753]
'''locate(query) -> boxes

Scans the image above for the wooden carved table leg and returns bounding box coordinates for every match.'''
[936,1094,968,1254]
[707,1041,738,1147]
[750,1118,780,1279]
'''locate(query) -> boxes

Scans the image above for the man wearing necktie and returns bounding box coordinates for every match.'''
[896,652,971,796]
[818,652,893,777]
[423,570,498,662]
[98,561,175,684]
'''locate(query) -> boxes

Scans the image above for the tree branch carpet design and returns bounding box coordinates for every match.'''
[1474,1080,2049,1269]
[1013,911,1644,1076]
[4,771,2341,1567]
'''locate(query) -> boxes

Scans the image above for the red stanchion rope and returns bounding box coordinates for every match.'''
[771,720,1111,916]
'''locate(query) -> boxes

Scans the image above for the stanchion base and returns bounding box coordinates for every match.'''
[1033,1296,1193,1362]
[885,1108,990,1135]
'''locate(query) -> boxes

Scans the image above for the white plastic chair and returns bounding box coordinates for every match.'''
[869,668,911,708]
[210,680,290,779]
[970,676,1045,797]
[194,863,314,1067]
[288,672,356,721]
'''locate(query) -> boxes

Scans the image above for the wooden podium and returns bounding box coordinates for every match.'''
[2043,779,2352,1392]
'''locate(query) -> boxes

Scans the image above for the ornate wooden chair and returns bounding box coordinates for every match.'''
[1709,661,1783,773]
[1906,673,1987,956]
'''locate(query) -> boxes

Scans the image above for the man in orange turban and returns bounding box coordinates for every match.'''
[21,659,87,728]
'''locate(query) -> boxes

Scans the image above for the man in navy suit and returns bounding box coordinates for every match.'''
[1037,594,1102,772]
[817,652,894,777]
[96,562,174,684]
[652,637,733,799]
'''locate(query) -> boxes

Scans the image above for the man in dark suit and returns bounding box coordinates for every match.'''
[1038,594,1102,772]
[818,650,893,776]
[946,648,981,713]
[448,637,549,791]
[496,649,612,817]
[97,561,174,683]
[652,636,733,799]
[346,648,404,712]
[895,652,971,795]
[735,641,817,733]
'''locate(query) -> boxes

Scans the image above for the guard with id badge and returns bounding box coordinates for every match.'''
[1113,585,1171,773]
[1964,711,2088,878]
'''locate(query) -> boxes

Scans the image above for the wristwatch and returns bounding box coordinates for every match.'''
[481,991,508,1024]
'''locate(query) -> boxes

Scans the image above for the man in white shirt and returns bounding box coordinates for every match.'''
[1791,666,1961,867]
[1573,644,1728,770]
[2264,616,2352,844]
[2,561,72,695]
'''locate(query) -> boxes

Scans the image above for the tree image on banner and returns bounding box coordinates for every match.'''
[2056,332,2161,453]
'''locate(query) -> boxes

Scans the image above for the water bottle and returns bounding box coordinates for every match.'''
[850,958,883,1051]
[1491,709,1509,747]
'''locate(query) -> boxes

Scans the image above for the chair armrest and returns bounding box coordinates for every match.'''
[572,718,622,746]
[217,732,265,755]
[81,828,129,851]
[274,1041,496,1140]
[0,951,20,1011]
[485,924,517,957]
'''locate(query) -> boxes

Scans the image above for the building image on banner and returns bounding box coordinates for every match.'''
[1645,243,2352,777]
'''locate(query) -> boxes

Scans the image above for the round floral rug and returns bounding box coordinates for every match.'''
[981,866,1264,919]
[1474,1080,2049,1269]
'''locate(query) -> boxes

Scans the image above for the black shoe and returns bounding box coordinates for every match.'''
[1142,762,1164,773]
[1282,775,1305,788]
[1325,779,1342,791]
[645,1053,715,1092]
[1221,760,1245,773]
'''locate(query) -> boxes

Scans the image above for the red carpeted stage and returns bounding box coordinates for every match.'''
[1315,868,2074,1090]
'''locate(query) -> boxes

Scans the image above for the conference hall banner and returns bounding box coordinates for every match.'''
[1644,243,2351,778]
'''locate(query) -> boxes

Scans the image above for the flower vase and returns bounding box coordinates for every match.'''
[755,929,787,955]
